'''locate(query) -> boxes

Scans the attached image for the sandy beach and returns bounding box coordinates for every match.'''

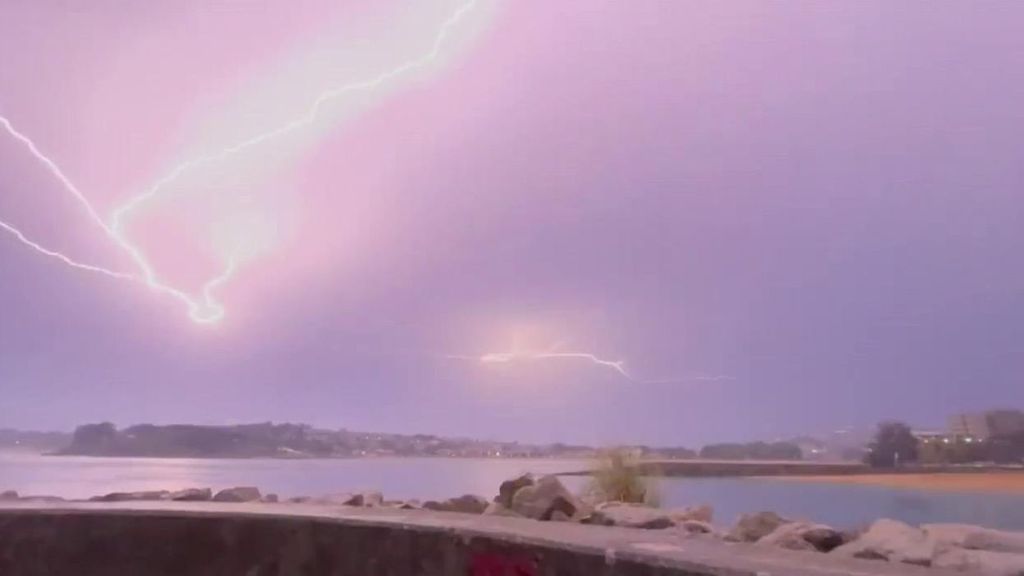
[780,472,1024,494]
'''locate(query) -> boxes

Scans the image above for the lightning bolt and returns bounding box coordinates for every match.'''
[0,220,133,281]
[109,0,480,229]
[2,114,237,323]
[447,340,636,381]
[0,0,482,324]
[447,342,735,384]
[478,350,634,380]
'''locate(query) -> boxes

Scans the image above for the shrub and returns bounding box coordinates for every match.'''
[587,447,658,505]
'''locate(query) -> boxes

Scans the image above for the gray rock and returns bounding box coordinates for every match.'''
[580,511,616,526]
[510,475,581,521]
[0,490,18,500]
[669,504,713,524]
[831,519,936,566]
[308,493,353,505]
[90,490,169,502]
[483,501,523,517]
[422,494,489,514]
[802,525,848,552]
[169,488,212,502]
[932,547,1024,576]
[728,511,789,542]
[262,493,279,503]
[212,486,262,503]
[286,496,313,503]
[343,491,383,507]
[925,523,1024,554]
[397,500,422,510]
[549,510,573,522]
[591,502,675,530]
[679,520,715,535]
[759,522,844,553]
[758,523,818,552]
[305,492,380,506]
[496,473,535,508]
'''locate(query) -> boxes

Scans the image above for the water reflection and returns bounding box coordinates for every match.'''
[2,454,1022,530]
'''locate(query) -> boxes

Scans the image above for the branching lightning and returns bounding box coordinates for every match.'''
[1,114,235,324]
[109,0,479,232]
[0,0,481,324]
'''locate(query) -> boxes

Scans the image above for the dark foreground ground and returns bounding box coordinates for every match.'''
[0,501,953,576]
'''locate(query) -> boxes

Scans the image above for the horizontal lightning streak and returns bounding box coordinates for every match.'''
[0,0,480,324]
[448,344,733,384]
[478,350,634,380]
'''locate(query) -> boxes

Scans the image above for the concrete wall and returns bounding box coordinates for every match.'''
[0,502,944,576]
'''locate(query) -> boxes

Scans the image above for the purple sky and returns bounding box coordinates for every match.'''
[1,1,1022,446]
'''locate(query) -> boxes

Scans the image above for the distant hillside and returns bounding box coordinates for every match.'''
[52,421,819,461]
[57,422,602,459]
[56,422,709,460]
[0,429,71,453]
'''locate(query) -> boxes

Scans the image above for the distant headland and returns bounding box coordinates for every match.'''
[3,421,811,461]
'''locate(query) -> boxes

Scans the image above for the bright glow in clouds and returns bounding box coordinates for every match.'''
[0,0,489,324]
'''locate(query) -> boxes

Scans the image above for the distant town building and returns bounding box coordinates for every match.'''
[948,409,1024,440]
[985,410,1024,437]
[912,430,950,444]
[948,413,991,439]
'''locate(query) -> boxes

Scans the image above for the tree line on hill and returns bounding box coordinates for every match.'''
[696,441,804,461]
[55,422,809,461]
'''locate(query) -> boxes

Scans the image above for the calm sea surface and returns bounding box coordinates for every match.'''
[2,454,1022,530]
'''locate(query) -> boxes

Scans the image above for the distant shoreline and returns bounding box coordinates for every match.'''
[22,452,592,462]
[774,472,1024,494]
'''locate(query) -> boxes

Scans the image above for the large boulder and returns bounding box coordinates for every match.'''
[0,490,18,500]
[728,511,789,542]
[933,547,1024,576]
[496,473,535,508]
[422,494,489,514]
[669,504,713,524]
[831,519,936,566]
[170,488,212,502]
[759,522,845,553]
[550,510,574,522]
[590,502,674,530]
[925,524,1024,554]
[343,491,383,507]
[510,475,581,521]
[758,522,818,552]
[90,490,169,502]
[212,486,262,503]
[305,492,382,506]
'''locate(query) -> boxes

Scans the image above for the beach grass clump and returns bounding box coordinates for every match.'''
[587,447,659,506]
